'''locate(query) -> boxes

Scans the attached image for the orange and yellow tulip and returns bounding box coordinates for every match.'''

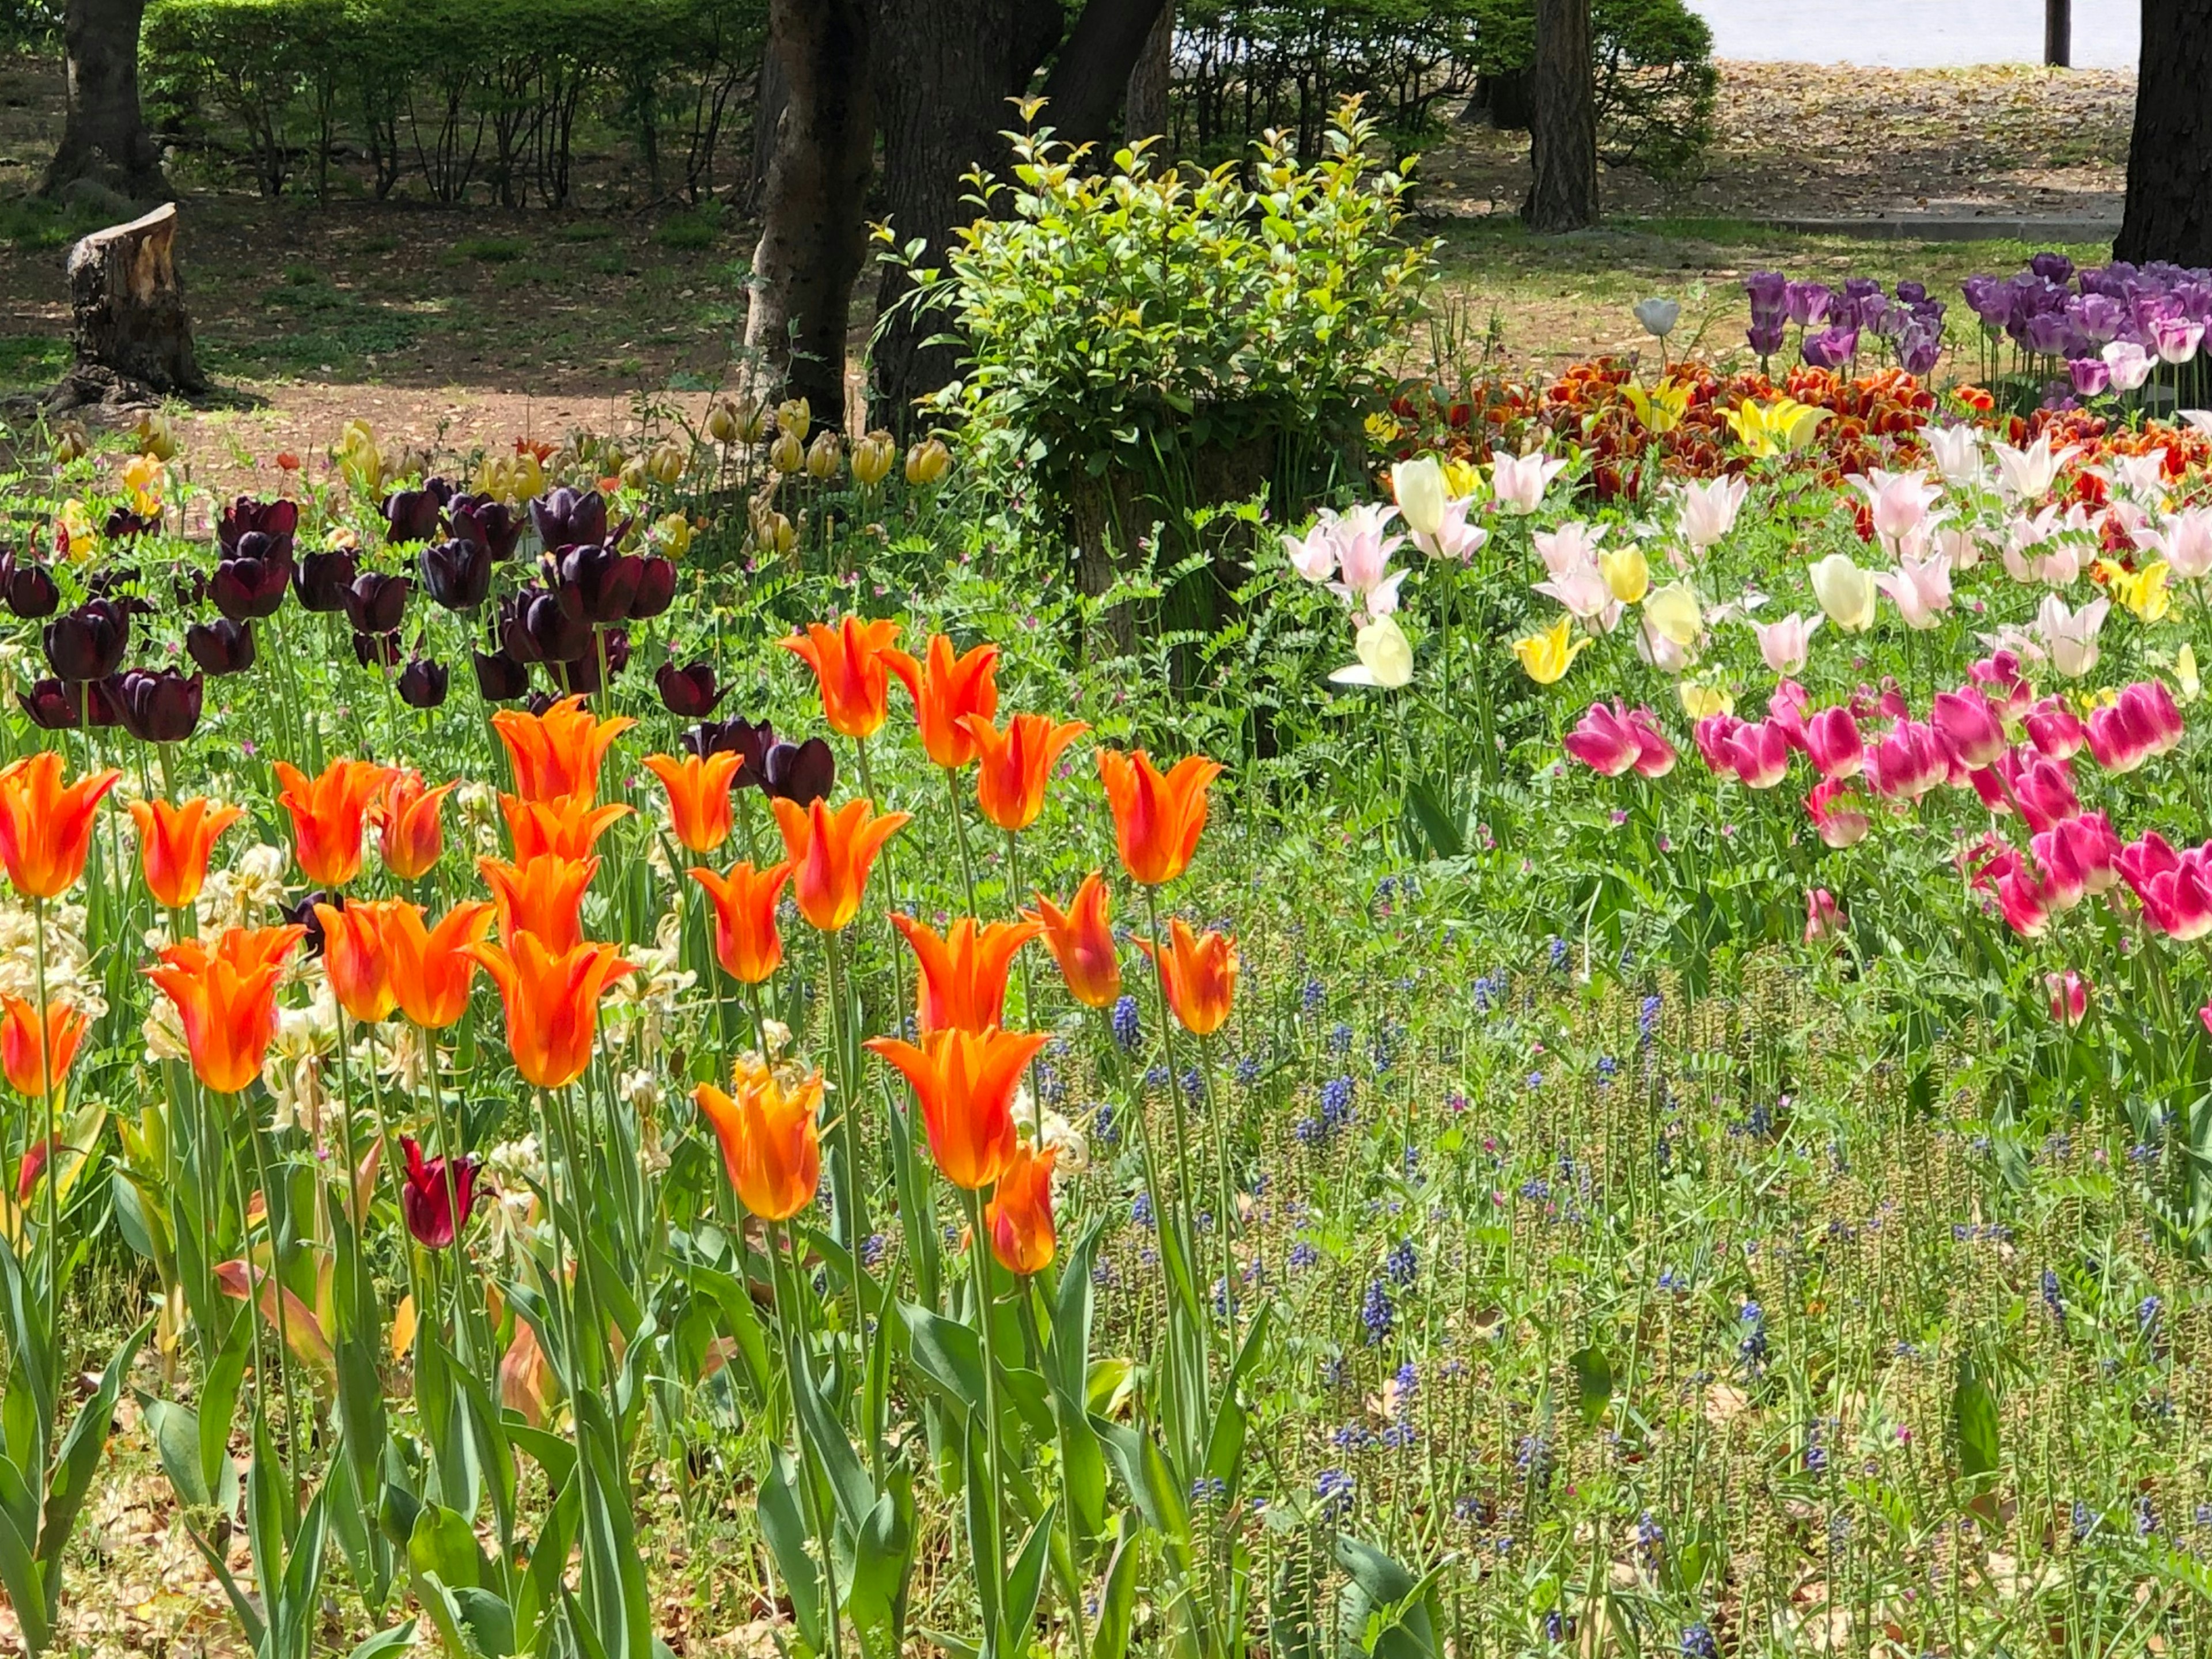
[1025,871,1122,1009]
[128,796,243,910]
[381,900,497,1029]
[467,932,635,1090]
[891,914,1041,1033]
[479,855,597,955]
[377,771,455,881]
[1139,918,1238,1037]
[503,791,631,862]
[688,860,792,984]
[865,1025,1048,1190]
[492,695,634,805]
[885,632,999,768]
[0,995,86,1099]
[1097,748,1222,887]
[274,757,393,887]
[964,713,1088,832]
[316,898,402,1024]
[0,751,122,899]
[643,751,741,853]
[145,925,304,1093]
[986,1141,1058,1275]
[779,615,902,739]
[695,1059,823,1222]
[772,795,911,932]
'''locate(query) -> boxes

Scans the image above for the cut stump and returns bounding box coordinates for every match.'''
[49,202,206,411]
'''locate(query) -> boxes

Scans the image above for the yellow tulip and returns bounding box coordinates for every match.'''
[851,431,897,486]
[2097,558,2171,623]
[904,438,952,487]
[1774,398,1831,452]
[2176,642,2200,703]
[55,499,97,561]
[336,419,387,498]
[1624,381,1690,435]
[769,430,805,475]
[1441,456,1483,499]
[652,512,693,559]
[1679,681,1734,718]
[1512,614,1590,686]
[1599,544,1649,604]
[1641,581,1703,647]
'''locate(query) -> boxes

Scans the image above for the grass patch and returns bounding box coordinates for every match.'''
[0,195,104,251]
[656,210,719,250]
[453,236,528,264]
[0,331,66,391]
[558,219,618,243]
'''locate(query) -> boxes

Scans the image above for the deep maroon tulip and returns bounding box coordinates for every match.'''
[762,737,834,806]
[448,494,522,561]
[187,618,256,675]
[530,486,608,553]
[554,543,641,623]
[421,537,492,611]
[18,678,79,729]
[397,655,449,709]
[656,660,722,718]
[111,668,203,743]
[521,691,558,717]
[510,587,589,662]
[211,553,291,622]
[293,547,358,612]
[400,1136,479,1248]
[383,487,444,544]
[282,889,335,958]
[681,716,748,761]
[342,572,411,635]
[105,507,158,540]
[219,497,300,559]
[42,599,130,680]
[353,631,400,669]
[631,555,675,620]
[472,647,530,702]
[0,552,58,619]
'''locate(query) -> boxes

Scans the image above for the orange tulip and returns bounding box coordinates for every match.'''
[145,925,304,1093]
[1024,870,1122,1009]
[274,757,393,887]
[695,1059,823,1222]
[964,713,1089,832]
[316,898,402,1024]
[0,752,122,899]
[479,855,597,955]
[503,791,631,862]
[1138,918,1238,1037]
[0,995,86,1099]
[377,771,455,881]
[381,900,497,1029]
[643,751,741,853]
[688,860,792,984]
[865,1025,1047,1190]
[466,932,635,1090]
[1097,748,1222,887]
[771,796,911,932]
[491,695,635,805]
[986,1141,1058,1275]
[128,796,243,910]
[890,914,1041,1033]
[885,633,999,768]
[779,616,902,739]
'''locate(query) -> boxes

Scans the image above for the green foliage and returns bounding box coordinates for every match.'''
[1475,0,1718,177]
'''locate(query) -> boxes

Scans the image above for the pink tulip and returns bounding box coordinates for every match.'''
[1767,679,1812,751]
[1803,706,1863,779]
[1930,688,2006,771]
[1563,703,1642,778]
[2023,695,2087,760]
[1864,719,1945,800]
[1994,867,2051,937]
[2118,832,2212,940]
[1805,779,1870,847]
[2031,813,2120,910]
[1694,713,1744,775]
[1850,468,1942,549]
[2085,683,2181,774]
[1752,613,1821,675]
[2199,1002,2212,1037]
[1803,887,1846,943]
[1725,719,1791,789]
[1969,650,2035,722]
[2046,969,2089,1026]
[2009,751,2082,833]
[1624,707,1678,778]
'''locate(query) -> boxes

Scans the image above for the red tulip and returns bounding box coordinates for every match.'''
[400,1135,479,1248]
[1562,703,1640,778]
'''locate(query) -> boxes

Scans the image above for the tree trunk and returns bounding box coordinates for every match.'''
[2115,0,2212,266]
[745,45,787,215]
[44,0,166,198]
[51,202,204,408]
[1123,0,1174,145]
[744,0,874,429]
[1041,0,1171,149]
[1522,0,1597,232]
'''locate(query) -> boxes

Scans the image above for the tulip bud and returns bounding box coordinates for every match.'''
[804,431,842,480]
[1808,552,1878,632]
[0,552,59,619]
[657,660,723,719]
[472,648,531,702]
[51,421,87,463]
[293,547,358,612]
[111,668,203,743]
[768,430,805,475]
[398,656,449,709]
[1391,456,1446,539]
[776,397,810,440]
[43,599,130,681]
[187,618,256,676]
[705,399,740,444]
[646,442,685,486]
[753,510,796,557]
[650,512,692,560]
[851,431,896,486]
[134,410,178,460]
[905,437,952,487]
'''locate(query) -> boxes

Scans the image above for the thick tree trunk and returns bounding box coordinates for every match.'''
[1123,0,1174,145]
[51,203,204,408]
[744,0,874,428]
[2115,0,2212,266]
[1523,0,1597,232]
[45,0,166,198]
[1044,0,1171,149]
[745,46,789,215]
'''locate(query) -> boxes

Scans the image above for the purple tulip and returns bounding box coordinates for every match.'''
[1785,282,1832,327]
[111,668,203,743]
[0,552,58,619]
[472,648,530,702]
[1961,275,2009,327]
[211,552,292,622]
[218,497,300,560]
[1747,320,1786,357]
[504,588,590,663]
[1897,320,1942,377]
[762,737,835,806]
[1800,325,1859,370]
[554,543,642,623]
[187,618,256,675]
[43,599,130,680]
[19,678,82,729]
[530,486,610,554]
[421,538,493,611]
[656,660,723,718]
[2029,251,2075,283]
[282,891,335,958]
[342,571,411,635]
[448,494,522,561]
[2068,357,2112,397]
[293,548,358,612]
[397,656,449,709]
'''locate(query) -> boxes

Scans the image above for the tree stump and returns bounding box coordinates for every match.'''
[50,202,205,411]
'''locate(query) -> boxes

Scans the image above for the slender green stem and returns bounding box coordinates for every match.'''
[966,1187,1009,1657]
[771,1219,846,1659]
[823,927,881,1481]
[945,764,979,916]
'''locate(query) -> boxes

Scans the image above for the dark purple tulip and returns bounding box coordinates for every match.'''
[218,497,300,559]
[448,494,522,561]
[342,572,411,635]
[421,538,493,611]
[18,678,79,729]
[2029,251,2075,283]
[1961,274,2009,328]
[42,599,130,680]
[530,486,609,554]
[383,487,444,544]
[472,648,530,702]
[630,556,675,620]
[507,588,590,662]
[1745,270,1787,328]
[397,655,449,709]
[105,507,157,540]
[681,718,738,759]
[111,668,203,742]
[293,547,358,612]
[718,717,780,787]
[211,553,291,622]
[282,891,335,958]
[554,543,641,623]
[762,737,834,807]
[1800,325,1859,370]
[0,552,58,619]
[353,631,401,669]
[187,618,256,675]
[1894,281,1929,306]
[521,691,558,717]
[656,660,723,718]
[1784,281,1832,327]
[1836,276,1884,329]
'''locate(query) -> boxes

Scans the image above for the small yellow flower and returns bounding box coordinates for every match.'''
[1441,456,1483,499]
[54,499,97,561]
[2097,558,2171,623]
[120,452,164,516]
[1623,381,1690,435]
[1364,411,1402,447]
[1511,614,1590,686]
[651,512,692,560]
[1599,544,1649,605]
[1679,681,1734,719]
